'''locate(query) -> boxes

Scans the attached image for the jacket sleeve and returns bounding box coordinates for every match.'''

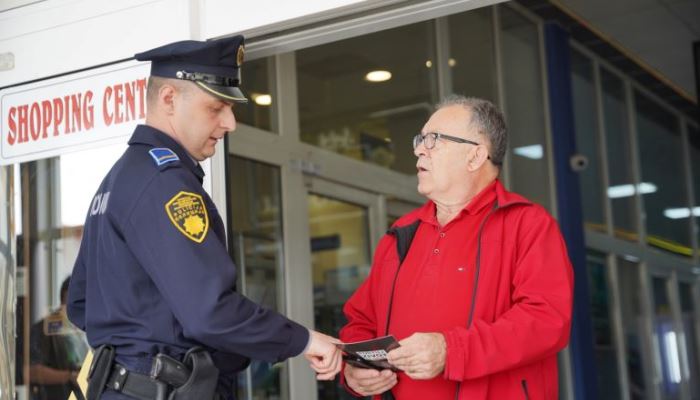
[442,206,574,381]
[121,171,309,363]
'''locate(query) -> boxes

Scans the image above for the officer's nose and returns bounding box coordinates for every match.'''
[221,106,236,132]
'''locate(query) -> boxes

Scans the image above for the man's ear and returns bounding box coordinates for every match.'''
[467,146,489,171]
[159,84,177,115]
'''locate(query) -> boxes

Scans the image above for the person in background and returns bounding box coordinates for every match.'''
[30,276,88,399]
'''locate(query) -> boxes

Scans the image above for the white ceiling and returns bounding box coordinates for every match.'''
[560,0,700,101]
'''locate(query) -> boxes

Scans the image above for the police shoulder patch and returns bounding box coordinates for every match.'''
[149,148,180,167]
[165,191,209,243]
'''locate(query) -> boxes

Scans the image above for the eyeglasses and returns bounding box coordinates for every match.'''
[413,132,481,150]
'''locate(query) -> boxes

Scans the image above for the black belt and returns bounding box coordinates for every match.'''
[105,364,167,400]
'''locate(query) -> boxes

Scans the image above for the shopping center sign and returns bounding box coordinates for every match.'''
[0,60,148,166]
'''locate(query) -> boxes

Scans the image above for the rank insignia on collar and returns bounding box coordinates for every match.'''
[149,148,179,166]
[165,191,209,243]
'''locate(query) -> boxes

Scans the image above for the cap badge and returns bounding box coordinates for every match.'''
[236,45,245,67]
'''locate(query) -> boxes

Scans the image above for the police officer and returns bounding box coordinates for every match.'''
[67,35,341,400]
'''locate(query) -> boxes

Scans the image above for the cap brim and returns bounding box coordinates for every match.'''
[195,81,248,103]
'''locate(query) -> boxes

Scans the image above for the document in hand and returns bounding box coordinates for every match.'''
[337,335,400,371]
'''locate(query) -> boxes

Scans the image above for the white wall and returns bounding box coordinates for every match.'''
[0,0,378,87]
[0,0,192,86]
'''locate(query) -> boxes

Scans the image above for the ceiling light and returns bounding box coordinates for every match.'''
[448,58,457,67]
[425,60,433,68]
[663,206,700,219]
[512,144,543,160]
[607,182,657,199]
[365,70,392,82]
[252,93,272,106]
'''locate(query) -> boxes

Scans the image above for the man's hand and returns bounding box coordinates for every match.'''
[303,330,342,380]
[344,364,397,396]
[386,332,446,380]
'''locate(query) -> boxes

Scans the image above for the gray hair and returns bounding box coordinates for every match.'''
[436,95,507,167]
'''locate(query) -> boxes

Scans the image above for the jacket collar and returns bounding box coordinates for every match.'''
[128,124,205,183]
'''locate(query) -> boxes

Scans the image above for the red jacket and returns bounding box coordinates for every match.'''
[340,180,573,399]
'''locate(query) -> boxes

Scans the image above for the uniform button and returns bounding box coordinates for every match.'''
[439,232,445,238]
[434,248,440,254]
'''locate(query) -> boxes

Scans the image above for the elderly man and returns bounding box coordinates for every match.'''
[67,36,341,400]
[340,95,573,399]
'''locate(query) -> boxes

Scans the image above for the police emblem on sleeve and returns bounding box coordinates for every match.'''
[165,191,209,243]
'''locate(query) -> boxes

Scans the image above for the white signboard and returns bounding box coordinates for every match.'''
[0,60,149,165]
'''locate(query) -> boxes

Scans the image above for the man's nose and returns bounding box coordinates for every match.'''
[413,140,427,158]
[222,106,236,132]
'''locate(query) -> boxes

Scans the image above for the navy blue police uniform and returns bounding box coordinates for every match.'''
[67,36,309,400]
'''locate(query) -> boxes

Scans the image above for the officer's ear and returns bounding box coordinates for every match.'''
[158,84,177,115]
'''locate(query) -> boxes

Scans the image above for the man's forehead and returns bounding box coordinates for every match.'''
[424,106,470,133]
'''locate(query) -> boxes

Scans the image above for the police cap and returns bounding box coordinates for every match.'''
[135,35,247,103]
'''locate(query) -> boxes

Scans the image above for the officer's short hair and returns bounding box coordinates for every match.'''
[437,95,507,167]
[146,76,192,107]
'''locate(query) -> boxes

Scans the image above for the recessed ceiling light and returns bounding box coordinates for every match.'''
[448,58,457,67]
[425,60,433,68]
[252,93,272,106]
[365,70,392,82]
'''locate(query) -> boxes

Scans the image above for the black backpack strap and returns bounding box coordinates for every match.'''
[387,219,421,264]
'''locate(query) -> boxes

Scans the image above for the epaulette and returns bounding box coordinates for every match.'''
[148,148,180,170]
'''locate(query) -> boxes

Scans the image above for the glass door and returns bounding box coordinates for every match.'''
[303,178,381,400]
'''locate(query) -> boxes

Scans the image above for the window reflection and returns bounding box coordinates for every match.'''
[634,92,690,256]
[586,250,621,399]
[0,165,15,399]
[448,7,497,102]
[600,69,638,241]
[15,145,125,400]
[678,282,699,400]
[297,22,438,175]
[688,124,700,254]
[228,156,288,400]
[651,277,681,400]
[499,5,551,210]
[308,193,370,400]
[617,257,647,399]
[571,50,606,232]
[237,58,274,133]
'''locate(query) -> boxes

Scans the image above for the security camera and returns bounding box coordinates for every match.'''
[569,154,589,172]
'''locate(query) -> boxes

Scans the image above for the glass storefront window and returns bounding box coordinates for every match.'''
[571,50,606,232]
[688,124,699,255]
[601,68,638,242]
[499,5,551,210]
[617,257,647,399]
[448,7,497,102]
[1,165,15,400]
[634,92,690,256]
[228,156,288,400]
[307,194,370,400]
[237,57,275,133]
[586,250,621,399]
[678,282,699,400]
[14,143,124,400]
[651,277,681,400]
[296,21,439,175]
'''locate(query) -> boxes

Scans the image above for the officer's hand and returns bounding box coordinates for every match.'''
[304,330,342,380]
[386,332,446,380]
[344,364,397,396]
